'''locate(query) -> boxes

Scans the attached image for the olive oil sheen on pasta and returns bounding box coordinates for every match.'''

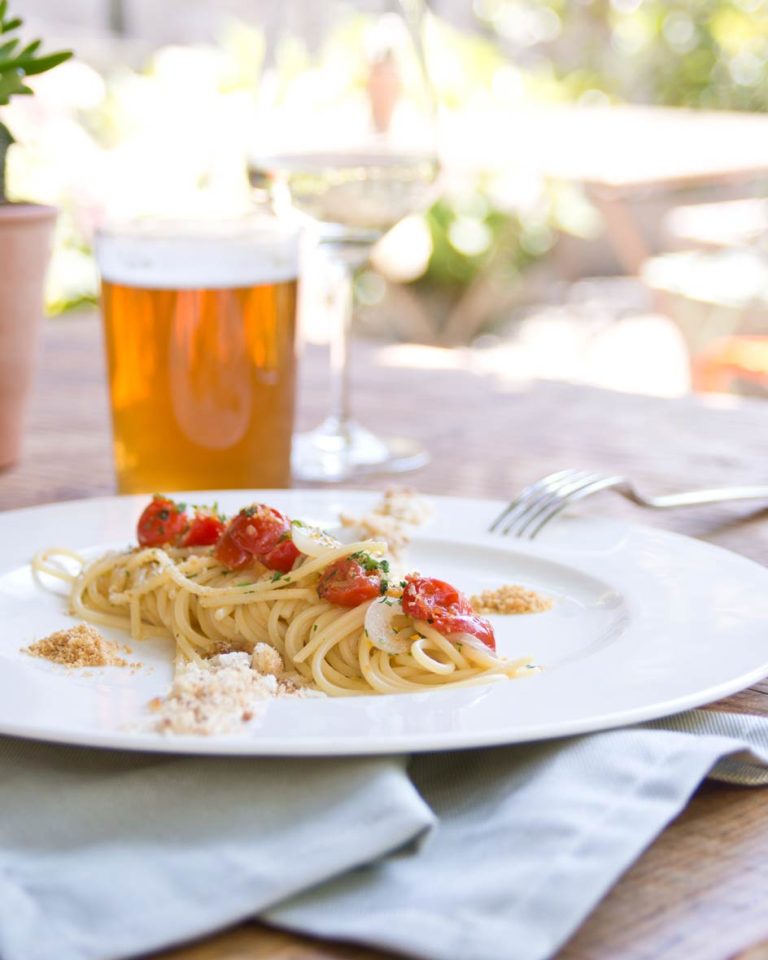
[97,223,299,493]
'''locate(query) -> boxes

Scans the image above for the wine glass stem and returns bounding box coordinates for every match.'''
[292,233,428,482]
[329,256,352,432]
[323,238,372,438]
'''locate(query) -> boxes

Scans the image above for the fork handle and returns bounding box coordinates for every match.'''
[632,484,768,509]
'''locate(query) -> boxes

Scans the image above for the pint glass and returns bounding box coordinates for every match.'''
[95,220,299,493]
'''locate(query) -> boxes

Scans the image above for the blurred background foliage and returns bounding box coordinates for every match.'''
[7,0,768,337]
[386,0,768,339]
[476,0,768,110]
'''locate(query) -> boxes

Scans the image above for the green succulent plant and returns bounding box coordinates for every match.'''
[0,1,72,203]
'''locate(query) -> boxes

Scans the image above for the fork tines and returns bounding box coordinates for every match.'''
[490,469,605,538]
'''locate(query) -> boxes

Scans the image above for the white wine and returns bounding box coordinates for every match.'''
[250,152,439,234]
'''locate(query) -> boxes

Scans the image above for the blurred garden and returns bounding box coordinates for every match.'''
[8,0,768,393]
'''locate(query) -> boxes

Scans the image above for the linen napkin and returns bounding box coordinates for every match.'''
[0,744,433,960]
[269,709,768,960]
[1,710,768,960]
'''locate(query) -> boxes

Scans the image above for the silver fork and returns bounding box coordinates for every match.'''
[490,468,768,540]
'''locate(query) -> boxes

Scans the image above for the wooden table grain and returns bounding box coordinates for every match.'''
[4,312,768,960]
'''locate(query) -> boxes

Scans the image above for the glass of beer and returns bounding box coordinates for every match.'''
[95,219,299,493]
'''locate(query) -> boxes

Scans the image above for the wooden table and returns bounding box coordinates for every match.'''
[5,312,768,960]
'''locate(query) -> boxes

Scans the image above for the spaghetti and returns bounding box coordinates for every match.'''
[33,497,532,697]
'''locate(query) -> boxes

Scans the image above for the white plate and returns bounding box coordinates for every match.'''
[1,490,767,756]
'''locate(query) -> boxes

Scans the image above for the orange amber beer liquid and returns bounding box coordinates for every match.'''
[97,223,299,493]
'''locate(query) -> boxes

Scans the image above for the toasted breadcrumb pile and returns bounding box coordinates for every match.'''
[251,641,283,676]
[149,647,320,736]
[341,512,413,558]
[375,487,433,526]
[25,624,130,668]
[470,584,553,615]
[340,487,432,560]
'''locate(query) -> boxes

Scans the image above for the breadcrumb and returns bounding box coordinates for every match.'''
[150,653,276,735]
[24,624,130,668]
[340,487,432,560]
[251,642,283,676]
[375,487,433,526]
[340,512,413,559]
[150,650,322,736]
[470,585,553,615]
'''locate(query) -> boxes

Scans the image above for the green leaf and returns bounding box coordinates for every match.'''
[19,39,40,58]
[14,40,42,67]
[16,44,52,70]
[1,17,21,33]
[22,50,72,76]
[0,2,8,23]
[0,38,18,60]
[0,68,23,103]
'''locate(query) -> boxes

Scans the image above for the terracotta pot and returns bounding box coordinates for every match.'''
[0,203,57,468]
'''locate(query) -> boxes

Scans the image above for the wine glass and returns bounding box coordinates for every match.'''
[248,0,439,483]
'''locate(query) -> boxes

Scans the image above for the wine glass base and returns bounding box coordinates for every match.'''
[292,420,429,483]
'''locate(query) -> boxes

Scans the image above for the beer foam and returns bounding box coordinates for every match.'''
[95,219,299,289]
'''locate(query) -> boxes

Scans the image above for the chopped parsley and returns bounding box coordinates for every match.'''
[271,571,283,582]
[342,550,391,596]
[189,499,224,520]
[350,551,389,576]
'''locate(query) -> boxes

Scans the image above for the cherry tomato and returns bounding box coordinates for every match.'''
[214,504,299,571]
[317,556,383,607]
[137,496,188,547]
[213,528,252,570]
[442,612,496,652]
[228,505,290,555]
[261,538,300,573]
[402,576,495,650]
[401,577,471,624]
[180,513,225,548]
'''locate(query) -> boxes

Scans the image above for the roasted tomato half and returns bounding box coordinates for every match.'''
[214,504,299,572]
[179,512,226,548]
[402,576,495,651]
[317,556,383,607]
[137,496,188,547]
